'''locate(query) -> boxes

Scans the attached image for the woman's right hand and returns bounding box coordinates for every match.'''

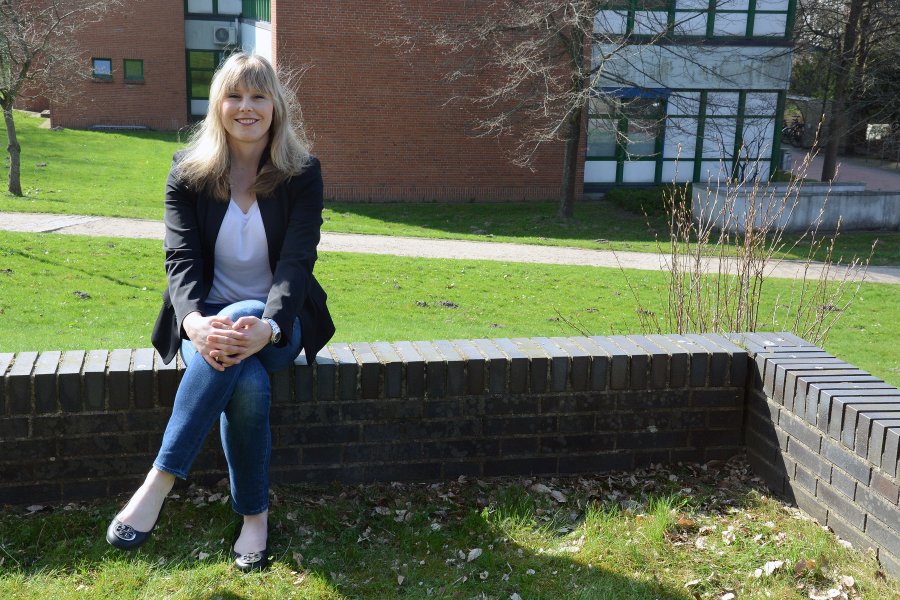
[182,311,242,372]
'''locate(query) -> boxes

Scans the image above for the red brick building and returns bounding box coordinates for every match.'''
[49,0,568,202]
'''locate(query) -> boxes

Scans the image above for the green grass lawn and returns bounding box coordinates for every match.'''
[4,111,898,266]
[1,460,897,599]
[0,231,897,387]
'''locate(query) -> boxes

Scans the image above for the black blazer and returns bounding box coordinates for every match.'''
[151,154,335,365]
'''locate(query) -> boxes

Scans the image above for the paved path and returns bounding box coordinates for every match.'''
[790,154,900,191]
[2,211,898,284]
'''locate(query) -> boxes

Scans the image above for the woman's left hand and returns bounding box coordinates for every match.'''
[207,316,272,366]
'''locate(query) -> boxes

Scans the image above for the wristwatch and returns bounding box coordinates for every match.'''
[262,318,281,344]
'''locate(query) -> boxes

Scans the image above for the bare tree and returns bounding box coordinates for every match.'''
[391,1,792,218]
[0,0,117,196]
[793,0,900,180]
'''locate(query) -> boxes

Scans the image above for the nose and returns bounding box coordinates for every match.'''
[238,95,252,111]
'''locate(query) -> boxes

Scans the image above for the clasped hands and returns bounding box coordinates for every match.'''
[183,312,273,372]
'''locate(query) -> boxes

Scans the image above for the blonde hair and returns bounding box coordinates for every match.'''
[174,53,310,200]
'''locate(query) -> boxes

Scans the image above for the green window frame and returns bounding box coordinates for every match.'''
[123,59,144,82]
[587,92,667,183]
[660,88,782,182]
[184,0,269,20]
[242,0,270,21]
[92,57,112,80]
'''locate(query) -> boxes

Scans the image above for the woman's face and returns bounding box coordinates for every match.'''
[220,84,274,149]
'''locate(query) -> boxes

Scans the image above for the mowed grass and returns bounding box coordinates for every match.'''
[1,460,897,600]
[0,231,897,387]
[2,112,181,220]
[4,111,898,266]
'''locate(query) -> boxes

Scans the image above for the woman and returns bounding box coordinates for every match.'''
[105,53,334,572]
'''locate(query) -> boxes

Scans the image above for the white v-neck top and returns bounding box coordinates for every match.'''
[206,200,273,305]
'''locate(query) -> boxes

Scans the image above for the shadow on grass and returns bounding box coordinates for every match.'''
[3,459,894,598]
[324,200,665,250]
[0,478,697,599]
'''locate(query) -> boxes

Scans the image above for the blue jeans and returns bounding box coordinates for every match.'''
[153,300,301,515]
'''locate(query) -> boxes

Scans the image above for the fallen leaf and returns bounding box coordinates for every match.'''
[467,548,483,562]
[722,593,736,600]
[550,490,567,503]
[794,559,817,577]
[764,560,784,576]
[511,594,523,600]
[198,552,209,560]
[722,526,736,545]
[525,569,536,575]
[397,575,405,586]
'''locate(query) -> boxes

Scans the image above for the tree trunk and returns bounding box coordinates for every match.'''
[821,0,864,181]
[558,106,582,219]
[3,105,23,196]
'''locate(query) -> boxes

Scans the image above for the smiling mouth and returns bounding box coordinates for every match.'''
[236,118,259,125]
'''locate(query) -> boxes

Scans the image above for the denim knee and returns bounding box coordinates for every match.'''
[217,299,265,321]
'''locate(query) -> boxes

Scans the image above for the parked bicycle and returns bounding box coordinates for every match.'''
[781,117,805,148]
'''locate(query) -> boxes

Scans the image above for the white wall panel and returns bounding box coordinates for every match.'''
[623,162,656,182]
[584,161,617,183]
[191,99,210,116]
[662,161,695,182]
[219,0,242,14]
[595,45,792,90]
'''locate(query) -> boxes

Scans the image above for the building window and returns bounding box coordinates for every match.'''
[587,94,665,159]
[597,0,795,39]
[185,0,248,16]
[187,50,225,118]
[242,0,269,20]
[124,59,144,82]
[92,58,112,80]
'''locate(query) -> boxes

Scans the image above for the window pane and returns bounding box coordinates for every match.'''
[191,71,213,98]
[587,119,618,156]
[189,51,217,69]
[124,60,143,81]
[92,58,112,78]
[626,119,660,156]
[706,92,740,116]
[667,91,701,116]
[590,95,619,116]
[187,0,213,13]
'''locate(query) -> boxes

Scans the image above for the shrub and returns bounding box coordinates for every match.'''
[605,184,692,217]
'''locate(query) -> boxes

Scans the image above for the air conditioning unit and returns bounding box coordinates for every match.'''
[213,26,236,45]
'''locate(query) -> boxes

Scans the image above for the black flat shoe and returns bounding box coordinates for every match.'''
[232,546,269,572]
[232,521,269,572]
[105,500,165,551]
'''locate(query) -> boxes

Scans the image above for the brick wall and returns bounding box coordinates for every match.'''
[272,0,574,202]
[49,1,188,131]
[738,332,900,577]
[5,332,895,574]
[0,333,746,503]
